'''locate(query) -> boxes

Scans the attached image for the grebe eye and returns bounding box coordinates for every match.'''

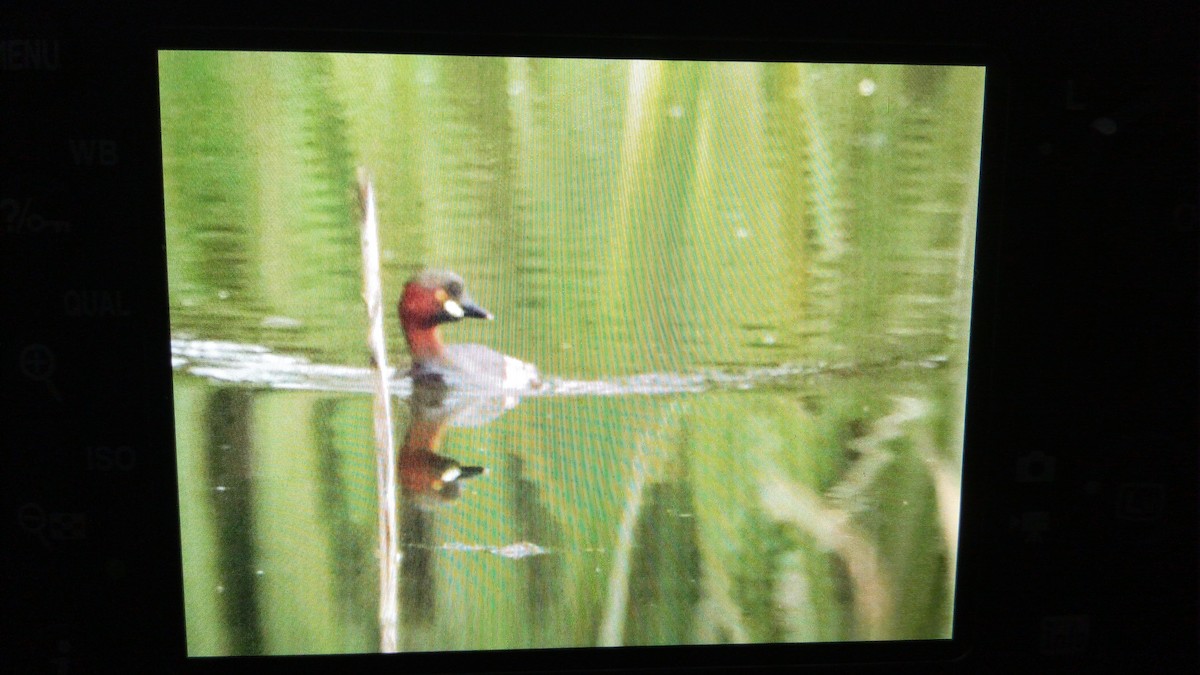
[446,281,463,297]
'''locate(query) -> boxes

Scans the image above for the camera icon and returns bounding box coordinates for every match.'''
[1015,450,1057,483]
[1041,614,1090,655]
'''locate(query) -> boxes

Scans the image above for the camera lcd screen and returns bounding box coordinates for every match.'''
[160,49,986,657]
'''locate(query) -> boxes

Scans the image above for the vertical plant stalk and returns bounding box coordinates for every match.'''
[597,464,647,647]
[759,460,892,640]
[358,167,401,653]
[597,406,676,646]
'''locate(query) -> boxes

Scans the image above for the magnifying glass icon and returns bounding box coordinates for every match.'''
[19,344,62,400]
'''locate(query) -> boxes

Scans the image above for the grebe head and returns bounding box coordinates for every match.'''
[401,270,492,326]
[400,451,486,507]
[400,270,492,363]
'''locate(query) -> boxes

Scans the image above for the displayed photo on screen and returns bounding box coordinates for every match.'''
[160,49,986,657]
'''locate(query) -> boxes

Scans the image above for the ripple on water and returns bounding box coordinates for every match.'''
[170,337,948,400]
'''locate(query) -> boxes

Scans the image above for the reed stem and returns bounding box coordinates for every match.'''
[359,167,401,652]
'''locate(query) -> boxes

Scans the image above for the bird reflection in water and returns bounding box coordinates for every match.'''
[398,380,488,626]
[399,382,487,508]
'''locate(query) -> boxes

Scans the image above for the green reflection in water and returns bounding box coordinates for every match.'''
[163,51,983,655]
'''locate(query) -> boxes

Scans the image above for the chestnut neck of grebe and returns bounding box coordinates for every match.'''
[399,271,492,367]
[401,313,448,365]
